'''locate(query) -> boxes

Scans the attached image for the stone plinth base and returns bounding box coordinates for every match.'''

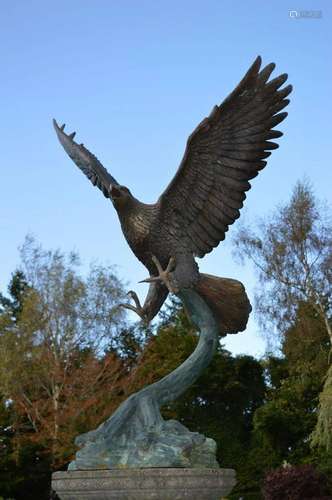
[52,468,236,499]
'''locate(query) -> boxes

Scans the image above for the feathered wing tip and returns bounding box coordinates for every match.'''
[53,119,119,198]
[158,57,292,259]
[196,273,252,335]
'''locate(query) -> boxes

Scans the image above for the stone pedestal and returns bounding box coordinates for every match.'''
[52,468,236,499]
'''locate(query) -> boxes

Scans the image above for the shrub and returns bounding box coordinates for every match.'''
[262,463,331,499]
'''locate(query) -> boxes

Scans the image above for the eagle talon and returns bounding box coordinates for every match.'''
[140,255,178,294]
[127,290,141,309]
[119,291,147,321]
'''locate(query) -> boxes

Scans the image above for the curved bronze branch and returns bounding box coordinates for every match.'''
[150,289,219,405]
[69,289,220,470]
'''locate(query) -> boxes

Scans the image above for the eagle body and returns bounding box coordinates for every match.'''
[117,199,156,270]
[54,56,292,333]
[117,196,198,290]
[116,199,175,275]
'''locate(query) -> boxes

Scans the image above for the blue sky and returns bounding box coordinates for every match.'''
[1,0,331,356]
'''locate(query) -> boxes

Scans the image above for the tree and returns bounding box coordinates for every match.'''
[311,364,332,453]
[0,237,131,497]
[234,181,332,468]
[233,180,332,350]
[245,303,332,491]
[0,270,30,320]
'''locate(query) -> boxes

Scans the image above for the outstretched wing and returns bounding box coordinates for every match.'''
[158,56,292,258]
[53,119,119,198]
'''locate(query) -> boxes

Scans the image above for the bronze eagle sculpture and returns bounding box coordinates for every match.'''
[54,56,292,335]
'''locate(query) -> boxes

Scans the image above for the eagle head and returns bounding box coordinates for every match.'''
[109,184,133,210]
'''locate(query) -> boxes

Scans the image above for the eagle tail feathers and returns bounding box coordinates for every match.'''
[195,273,252,335]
